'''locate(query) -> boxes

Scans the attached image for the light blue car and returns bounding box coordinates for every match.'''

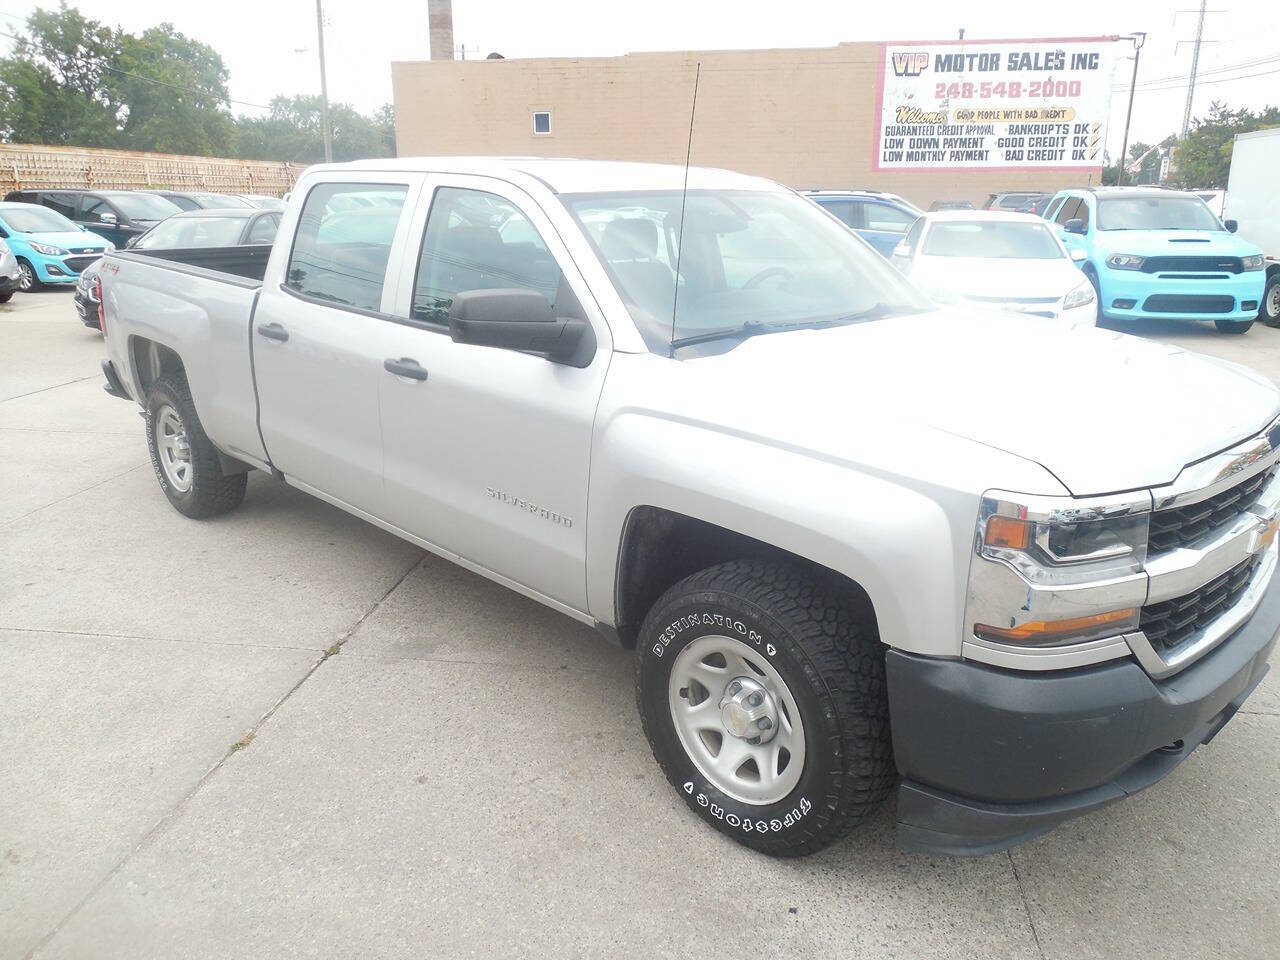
[0,201,112,291]
[1043,187,1265,333]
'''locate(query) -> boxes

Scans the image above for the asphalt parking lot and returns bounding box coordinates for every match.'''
[3,289,1278,960]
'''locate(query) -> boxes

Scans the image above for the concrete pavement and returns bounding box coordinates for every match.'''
[2,289,1277,959]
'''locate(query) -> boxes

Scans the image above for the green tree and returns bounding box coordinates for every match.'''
[235,95,395,163]
[0,2,120,146]
[1171,101,1280,188]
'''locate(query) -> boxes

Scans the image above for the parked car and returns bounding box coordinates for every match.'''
[0,201,112,291]
[927,199,974,211]
[1044,186,1265,333]
[99,157,1280,859]
[236,194,287,211]
[143,190,253,211]
[73,257,105,329]
[1016,194,1054,216]
[0,237,20,302]
[803,190,921,257]
[126,207,281,250]
[889,211,1096,327]
[985,191,1050,212]
[1223,128,1280,326]
[4,189,180,248]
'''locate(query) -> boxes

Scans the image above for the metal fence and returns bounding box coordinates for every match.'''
[0,144,307,197]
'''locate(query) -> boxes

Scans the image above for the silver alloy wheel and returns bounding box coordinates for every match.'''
[17,261,34,291]
[667,634,806,805]
[1268,282,1280,321]
[153,403,193,493]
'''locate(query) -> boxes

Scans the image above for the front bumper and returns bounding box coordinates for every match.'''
[888,567,1279,856]
[1098,267,1264,322]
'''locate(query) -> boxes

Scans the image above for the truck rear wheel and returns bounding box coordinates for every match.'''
[145,374,247,519]
[1261,273,1280,328]
[635,559,894,857]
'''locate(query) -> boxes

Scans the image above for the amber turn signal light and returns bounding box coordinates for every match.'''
[984,515,1032,550]
[975,608,1138,646]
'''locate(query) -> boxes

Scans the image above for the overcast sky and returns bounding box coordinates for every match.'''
[1,0,1277,158]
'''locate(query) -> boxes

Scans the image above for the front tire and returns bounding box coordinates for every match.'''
[1215,316,1254,334]
[1261,273,1280,329]
[636,559,894,857]
[145,374,247,519]
[16,258,40,292]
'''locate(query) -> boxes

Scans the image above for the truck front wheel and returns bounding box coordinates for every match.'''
[145,374,247,519]
[635,559,894,857]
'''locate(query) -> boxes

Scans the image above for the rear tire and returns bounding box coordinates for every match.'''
[1261,273,1280,329]
[145,374,247,519]
[0,290,12,303]
[1215,316,1254,334]
[636,559,894,857]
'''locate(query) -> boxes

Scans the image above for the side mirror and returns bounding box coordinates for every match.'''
[449,289,595,367]
[1070,248,1088,263]
[99,212,118,225]
[1224,219,1239,233]
[1063,218,1086,235]
[891,243,911,259]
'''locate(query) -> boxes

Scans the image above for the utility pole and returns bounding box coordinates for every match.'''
[315,0,333,163]
[1180,0,1207,137]
[1117,32,1146,185]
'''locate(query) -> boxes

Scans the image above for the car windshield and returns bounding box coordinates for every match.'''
[1096,196,1222,231]
[923,221,1063,259]
[191,193,250,208]
[134,216,247,249]
[563,189,929,353]
[106,193,181,221]
[1,205,77,233]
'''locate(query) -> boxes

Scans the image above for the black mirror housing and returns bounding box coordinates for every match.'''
[449,288,595,367]
[1224,219,1239,233]
[1063,218,1086,235]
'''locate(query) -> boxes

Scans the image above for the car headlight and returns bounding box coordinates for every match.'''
[1242,254,1264,271]
[972,493,1149,646]
[1105,253,1145,270]
[30,241,69,256]
[1062,280,1095,310]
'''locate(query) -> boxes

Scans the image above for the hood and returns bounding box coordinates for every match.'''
[1091,228,1263,257]
[911,257,1085,300]
[688,310,1280,496]
[19,230,111,251]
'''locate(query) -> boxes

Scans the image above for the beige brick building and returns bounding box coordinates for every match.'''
[391,42,1109,210]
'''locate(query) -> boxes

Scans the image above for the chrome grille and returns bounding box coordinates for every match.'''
[1139,556,1258,655]
[1148,468,1273,555]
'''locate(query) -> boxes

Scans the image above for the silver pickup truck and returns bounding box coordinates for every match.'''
[97,158,1280,858]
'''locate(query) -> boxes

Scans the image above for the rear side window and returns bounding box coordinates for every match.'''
[43,192,78,219]
[411,186,562,327]
[814,199,863,229]
[1054,197,1082,225]
[1044,197,1063,220]
[285,182,408,312]
[863,203,916,233]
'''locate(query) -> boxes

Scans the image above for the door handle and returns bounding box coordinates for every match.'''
[383,357,428,381]
[257,321,289,343]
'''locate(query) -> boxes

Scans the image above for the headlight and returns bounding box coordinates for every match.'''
[30,241,69,256]
[1105,253,1145,270]
[1062,280,1095,310]
[971,493,1149,646]
[1242,254,1264,271]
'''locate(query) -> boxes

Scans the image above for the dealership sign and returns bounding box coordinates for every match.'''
[875,39,1119,170]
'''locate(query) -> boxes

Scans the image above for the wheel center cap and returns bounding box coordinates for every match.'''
[718,676,779,744]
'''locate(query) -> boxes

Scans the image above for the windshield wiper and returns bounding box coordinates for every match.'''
[670,305,918,350]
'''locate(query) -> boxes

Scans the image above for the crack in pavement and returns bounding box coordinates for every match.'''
[1008,851,1047,960]
[1,462,148,528]
[21,552,424,960]
[0,624,336,654]
[0,374,98,405]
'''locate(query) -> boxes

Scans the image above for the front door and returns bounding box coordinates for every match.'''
[376,175,611,612]
[252,176,421,514]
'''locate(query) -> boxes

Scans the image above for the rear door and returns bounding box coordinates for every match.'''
[252,174,423,514]
[375,174,612,611]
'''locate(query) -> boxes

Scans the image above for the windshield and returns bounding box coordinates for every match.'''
[0,205,77,233]
[1097,196,1222,231]
[923,220,1064,259]
[190,193,250,208]
[107,193,180,221]
[134,216,246,249]
[564,189,929,352]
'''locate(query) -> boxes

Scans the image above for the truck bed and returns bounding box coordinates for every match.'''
[117,244,271,285]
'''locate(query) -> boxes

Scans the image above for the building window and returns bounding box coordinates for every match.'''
[532,111,552,135]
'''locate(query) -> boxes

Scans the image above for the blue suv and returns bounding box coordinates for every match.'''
[1043,187,1265,333]
[803,190,921,257]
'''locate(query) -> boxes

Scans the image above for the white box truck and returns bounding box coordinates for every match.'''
[1224,127,1280,325]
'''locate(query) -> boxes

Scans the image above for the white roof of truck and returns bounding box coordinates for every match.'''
[318,157,784,194]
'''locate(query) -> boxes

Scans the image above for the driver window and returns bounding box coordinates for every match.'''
[411,187,565,327]
[80,197,115,223]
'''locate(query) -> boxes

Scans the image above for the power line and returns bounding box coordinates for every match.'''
[1127,63,1280,93]
[1113,52,1280,89]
